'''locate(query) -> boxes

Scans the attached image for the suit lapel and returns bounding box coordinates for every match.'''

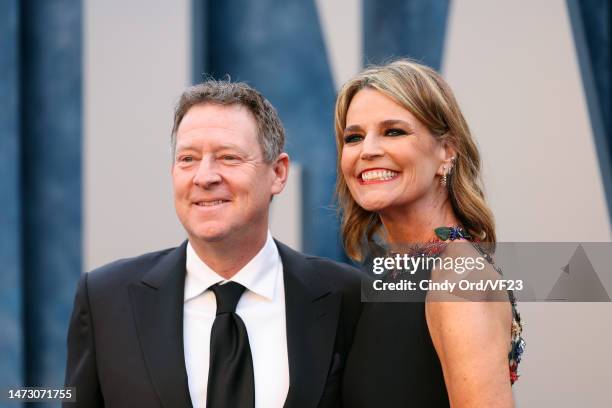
[129,242,193,408]
[277,241,342,408]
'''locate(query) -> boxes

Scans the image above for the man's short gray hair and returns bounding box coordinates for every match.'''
[171,79,285,163]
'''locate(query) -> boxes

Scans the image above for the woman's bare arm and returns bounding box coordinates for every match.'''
[426,297,513,408]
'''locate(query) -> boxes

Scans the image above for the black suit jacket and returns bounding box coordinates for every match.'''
[64,240,362,408]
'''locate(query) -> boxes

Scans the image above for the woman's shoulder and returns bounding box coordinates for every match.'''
[426,236,525,385]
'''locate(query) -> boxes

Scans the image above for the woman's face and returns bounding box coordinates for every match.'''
[340,88,448,216]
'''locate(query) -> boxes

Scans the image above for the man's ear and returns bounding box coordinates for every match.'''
[436,140,457,176]
[271,152,290,195]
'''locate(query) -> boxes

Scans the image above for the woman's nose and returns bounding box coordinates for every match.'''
[360,134,384,160]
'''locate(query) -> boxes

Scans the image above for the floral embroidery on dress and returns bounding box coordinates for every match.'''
[508,291,525,384]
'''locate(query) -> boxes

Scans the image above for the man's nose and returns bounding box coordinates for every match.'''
[193,157,222,188]
[360,134,384,160]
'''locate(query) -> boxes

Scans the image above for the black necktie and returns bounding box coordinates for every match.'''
[206,282,255,408]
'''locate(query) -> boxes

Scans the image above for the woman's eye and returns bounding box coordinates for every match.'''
[385,128,406,137]
[344,134,363,144]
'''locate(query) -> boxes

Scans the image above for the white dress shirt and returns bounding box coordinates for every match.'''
[183,232,290,408]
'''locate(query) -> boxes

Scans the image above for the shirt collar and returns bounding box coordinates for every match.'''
[184,232,280,302]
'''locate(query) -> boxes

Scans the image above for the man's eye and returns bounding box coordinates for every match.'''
[220,155,240,161]
[178,155,194,163]
[385,128,406,137]
[343,134,363,144]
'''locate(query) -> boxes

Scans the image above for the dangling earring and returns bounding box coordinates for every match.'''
[441,157,455,188]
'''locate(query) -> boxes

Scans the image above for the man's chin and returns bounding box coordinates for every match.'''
[187,227,231,244]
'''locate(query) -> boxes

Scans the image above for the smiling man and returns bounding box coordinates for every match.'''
[64,80,362,408]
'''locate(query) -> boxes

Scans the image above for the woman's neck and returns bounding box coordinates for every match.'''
[380,195,460,244]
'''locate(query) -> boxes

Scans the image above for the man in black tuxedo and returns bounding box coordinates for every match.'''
[64,80,362,407]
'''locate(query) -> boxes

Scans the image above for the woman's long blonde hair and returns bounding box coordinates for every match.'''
[335,59,495,261]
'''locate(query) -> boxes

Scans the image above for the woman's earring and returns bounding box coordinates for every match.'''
[441,157,456,187]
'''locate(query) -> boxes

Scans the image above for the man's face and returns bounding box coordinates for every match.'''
[172,103,287,246]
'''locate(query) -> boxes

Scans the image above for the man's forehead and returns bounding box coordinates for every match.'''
[179,103,256,131]
[177,104,257,135]
[175,139,247,152]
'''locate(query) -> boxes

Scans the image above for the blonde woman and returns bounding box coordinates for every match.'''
[336,60,524,407]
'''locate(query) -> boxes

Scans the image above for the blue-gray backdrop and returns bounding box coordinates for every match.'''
[0,1,609,405]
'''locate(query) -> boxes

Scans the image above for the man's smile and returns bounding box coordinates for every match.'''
[193,199,230,207]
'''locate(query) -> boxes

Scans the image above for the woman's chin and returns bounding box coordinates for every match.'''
[356,199,392,213]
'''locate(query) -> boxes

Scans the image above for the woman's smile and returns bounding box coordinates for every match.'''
[359,168,400,184]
